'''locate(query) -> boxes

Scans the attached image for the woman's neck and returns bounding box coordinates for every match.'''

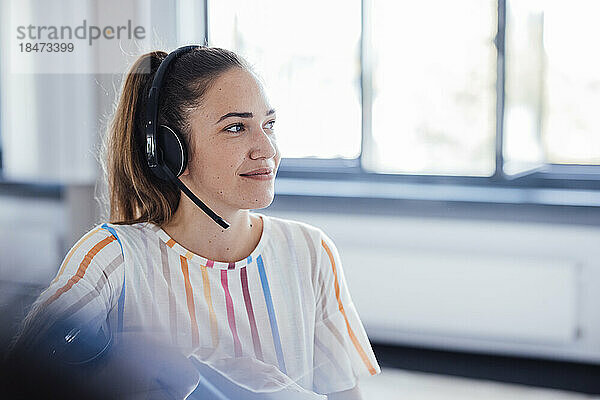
[160,198,262,263]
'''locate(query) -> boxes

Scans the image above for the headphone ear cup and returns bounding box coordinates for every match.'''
[154,125,188,180]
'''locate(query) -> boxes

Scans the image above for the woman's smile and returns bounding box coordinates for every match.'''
[239,171,274,180]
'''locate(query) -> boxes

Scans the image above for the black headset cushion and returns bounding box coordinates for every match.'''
[152,125,188,180]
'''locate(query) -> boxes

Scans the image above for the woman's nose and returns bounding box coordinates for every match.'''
[249,127,277,160]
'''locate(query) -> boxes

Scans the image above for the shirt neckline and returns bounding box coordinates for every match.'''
[148,212,270,270]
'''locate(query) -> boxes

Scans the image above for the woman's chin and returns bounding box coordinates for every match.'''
[239,194,274,210]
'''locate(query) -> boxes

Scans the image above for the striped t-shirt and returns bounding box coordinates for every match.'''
[25,212,380,395]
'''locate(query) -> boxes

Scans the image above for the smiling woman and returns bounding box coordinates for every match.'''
[8,45,380,399]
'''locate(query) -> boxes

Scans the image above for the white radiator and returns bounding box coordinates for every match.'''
[263,210,600,364]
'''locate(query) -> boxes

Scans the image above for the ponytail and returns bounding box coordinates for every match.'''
[98,47,250,226]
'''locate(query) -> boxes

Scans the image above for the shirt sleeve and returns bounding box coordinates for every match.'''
[312,230,381,395]
[11,225,125,356]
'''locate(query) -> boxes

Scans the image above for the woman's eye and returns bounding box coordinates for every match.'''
[225,123,245,133]
[224,120,275,134]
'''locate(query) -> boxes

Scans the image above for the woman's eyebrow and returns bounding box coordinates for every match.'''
[215,108,276,124]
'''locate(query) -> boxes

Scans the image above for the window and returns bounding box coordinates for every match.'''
[209,1,600,199]
[368,0,497,176]
[503,0,600,176]
[209,0,362,160]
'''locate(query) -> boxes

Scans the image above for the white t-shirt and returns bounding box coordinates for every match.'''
[27,212,380,395]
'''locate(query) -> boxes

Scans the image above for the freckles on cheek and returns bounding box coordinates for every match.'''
[210,174,222,184]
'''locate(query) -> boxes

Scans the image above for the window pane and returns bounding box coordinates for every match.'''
[367,0,497,176]
[208,0,362,159]
[504,0,600,171]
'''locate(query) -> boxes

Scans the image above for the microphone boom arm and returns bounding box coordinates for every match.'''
[160,164,230,229]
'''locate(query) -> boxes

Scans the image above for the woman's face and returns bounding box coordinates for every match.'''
[182,67,280,213]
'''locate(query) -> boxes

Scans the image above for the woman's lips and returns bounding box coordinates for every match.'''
[239,171,274,180]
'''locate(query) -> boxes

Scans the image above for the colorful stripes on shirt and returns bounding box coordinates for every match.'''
[321,239,378,376]
[257,254,287,374]
[44,234,117,307]
[180,255,200,348]
[50,226,103,285]
[221,268,243,357]
[241,261,263,361]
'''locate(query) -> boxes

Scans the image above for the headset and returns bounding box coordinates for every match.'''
[145,44,230,229]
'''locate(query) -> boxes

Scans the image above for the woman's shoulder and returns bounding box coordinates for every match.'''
[55,223,127,281]
[93,221,161,256]
[68,221,156,260]
[68,223,122,254]
[97,221,156,241]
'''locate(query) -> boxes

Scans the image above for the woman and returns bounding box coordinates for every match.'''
[11,45,380,399]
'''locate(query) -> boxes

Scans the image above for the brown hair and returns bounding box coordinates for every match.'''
[98,47,252,226]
